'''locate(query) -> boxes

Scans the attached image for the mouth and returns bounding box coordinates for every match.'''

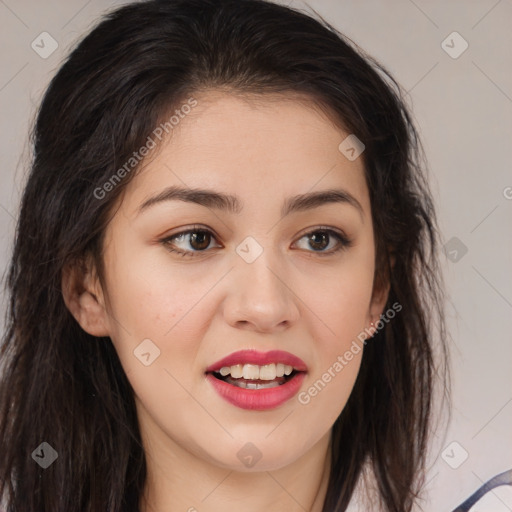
[209,362,300,389]
[205,350,307,410]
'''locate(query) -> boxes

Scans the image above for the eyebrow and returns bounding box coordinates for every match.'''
[138,185,364,219]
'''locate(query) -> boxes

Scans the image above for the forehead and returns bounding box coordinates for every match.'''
[121,90,370,216]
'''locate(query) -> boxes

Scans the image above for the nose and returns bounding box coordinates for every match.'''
[222,247,300,333]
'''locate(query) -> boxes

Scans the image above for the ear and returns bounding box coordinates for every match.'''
[367,279,390,326]
[367,250,394,328]
[61,254,111,337]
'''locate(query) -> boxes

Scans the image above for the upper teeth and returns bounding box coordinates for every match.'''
[217,363,293,380]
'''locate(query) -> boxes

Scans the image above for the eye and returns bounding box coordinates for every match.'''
[293,227,352,255]
[160,225,352,258]
[160,226,222,258]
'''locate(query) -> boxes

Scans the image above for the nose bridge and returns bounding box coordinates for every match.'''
[235,235,286,298]
[224,234,300,330]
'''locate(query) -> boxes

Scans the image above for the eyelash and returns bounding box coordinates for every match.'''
[160,224,352,258]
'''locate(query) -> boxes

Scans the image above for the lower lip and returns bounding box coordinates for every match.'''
[206,372,306,411]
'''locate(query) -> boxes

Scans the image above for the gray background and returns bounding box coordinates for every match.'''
[1,0,511,510]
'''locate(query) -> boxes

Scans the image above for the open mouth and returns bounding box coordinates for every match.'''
[209,363,300,390]
[205,350,308,410]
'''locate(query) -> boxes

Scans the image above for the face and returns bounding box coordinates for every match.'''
[79,90,387,472]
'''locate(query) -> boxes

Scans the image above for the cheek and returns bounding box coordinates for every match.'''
[101,242,219,388]
[100,249,211,440]
[103,235,208,335]
[303,250,375,352]
[314,275,372,334]
[294,278,369,436]
[294,250,373,424]
[297,353,362,449]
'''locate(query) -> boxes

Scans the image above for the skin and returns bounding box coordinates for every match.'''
[63,90,388,512]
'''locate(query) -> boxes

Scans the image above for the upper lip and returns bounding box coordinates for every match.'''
[206,349,308,373]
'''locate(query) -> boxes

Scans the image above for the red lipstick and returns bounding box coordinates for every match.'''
[205,349,307,411]
[206,349,307,373]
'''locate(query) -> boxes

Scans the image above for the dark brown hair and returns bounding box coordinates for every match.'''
[0,0,447,510]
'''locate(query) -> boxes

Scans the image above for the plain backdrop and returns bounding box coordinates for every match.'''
[0,1,511,510]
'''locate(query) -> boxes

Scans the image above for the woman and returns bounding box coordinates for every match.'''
[0,0,448,510]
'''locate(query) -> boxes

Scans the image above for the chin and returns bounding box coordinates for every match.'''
[198,436,313,473]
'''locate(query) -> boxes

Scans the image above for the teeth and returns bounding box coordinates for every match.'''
[236,380,281,389]
[230,364,243,378]
[216,363,295,380]
[259,364,277,380]
[242,364,260,380]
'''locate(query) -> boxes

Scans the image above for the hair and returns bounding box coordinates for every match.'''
[0,0,448,510]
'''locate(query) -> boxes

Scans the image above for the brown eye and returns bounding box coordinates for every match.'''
[161,228,221,257]
[188,231,211,250]
[307,231,330,251]
[294,228,351,255]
